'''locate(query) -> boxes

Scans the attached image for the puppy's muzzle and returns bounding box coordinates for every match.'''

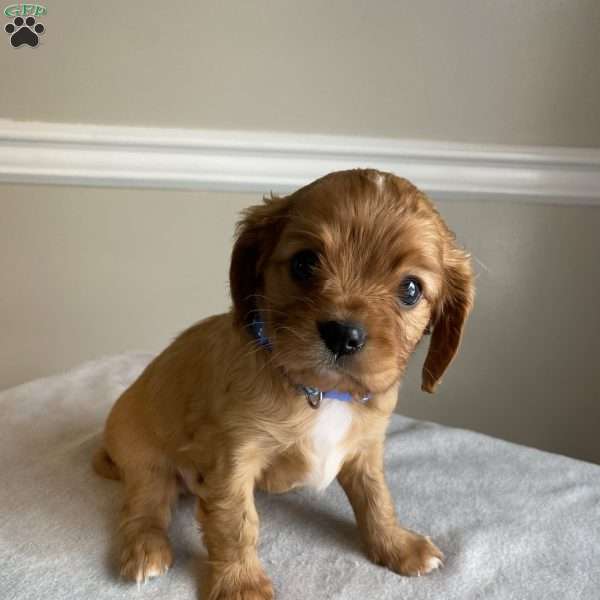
[317,320,366,357]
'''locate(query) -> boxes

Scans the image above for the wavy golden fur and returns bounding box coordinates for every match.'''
[94,169,474,599]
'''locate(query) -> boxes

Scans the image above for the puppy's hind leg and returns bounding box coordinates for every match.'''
[118,459,178,583]
[92,447,121,480]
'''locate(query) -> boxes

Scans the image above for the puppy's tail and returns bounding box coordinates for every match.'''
[92,447,121,481]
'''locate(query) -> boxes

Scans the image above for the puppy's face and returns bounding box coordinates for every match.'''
[231,170,474,396]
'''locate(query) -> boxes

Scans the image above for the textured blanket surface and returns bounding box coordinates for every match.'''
[0,353,598,600]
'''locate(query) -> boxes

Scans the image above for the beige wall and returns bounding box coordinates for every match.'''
[0,185,244,388]
[1,183,599,464]
[1,1,599,146]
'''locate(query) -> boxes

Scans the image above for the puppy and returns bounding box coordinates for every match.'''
[93,169,474,599]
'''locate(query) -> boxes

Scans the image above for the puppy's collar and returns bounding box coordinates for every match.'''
[249,316,370,409]
[250,317,272,351]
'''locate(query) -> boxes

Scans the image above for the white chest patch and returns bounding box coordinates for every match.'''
[304,399,353,491]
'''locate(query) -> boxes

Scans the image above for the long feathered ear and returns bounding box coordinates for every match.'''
[422,235,475,393]
[229,194,291,326]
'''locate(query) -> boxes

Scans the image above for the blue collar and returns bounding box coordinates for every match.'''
[249,316,370,409]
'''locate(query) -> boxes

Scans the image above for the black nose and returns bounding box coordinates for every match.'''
[317,320,366,357]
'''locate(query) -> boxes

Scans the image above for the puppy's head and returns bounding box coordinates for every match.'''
[230,169,474,397]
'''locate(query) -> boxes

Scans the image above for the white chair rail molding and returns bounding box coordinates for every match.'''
[1,119,599,204]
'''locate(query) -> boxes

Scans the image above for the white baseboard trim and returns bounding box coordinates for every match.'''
[1,119,599,204]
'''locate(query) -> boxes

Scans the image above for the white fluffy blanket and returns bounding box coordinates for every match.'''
[1,353,598,599]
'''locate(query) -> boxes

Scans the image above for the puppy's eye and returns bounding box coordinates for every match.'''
[398,276,422,307]
[290,250,319,282]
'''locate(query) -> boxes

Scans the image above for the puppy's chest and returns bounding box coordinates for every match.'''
[302,399,354,490]
[256,400,356,494]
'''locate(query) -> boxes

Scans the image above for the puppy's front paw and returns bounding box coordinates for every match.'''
[207,565,274,600]
[369,528,443,577]
[120,529,173,583]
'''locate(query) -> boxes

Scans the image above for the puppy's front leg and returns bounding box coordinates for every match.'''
[197,450,273,600]
[338,440,443,577]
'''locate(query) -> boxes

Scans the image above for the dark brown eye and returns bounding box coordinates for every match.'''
[290,250,319,282]
[399,276,422,307]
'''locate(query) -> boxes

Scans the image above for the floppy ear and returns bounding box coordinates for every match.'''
[421,238,475,393]
[229,194,291,326]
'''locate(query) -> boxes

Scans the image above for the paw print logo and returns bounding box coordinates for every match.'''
[5,16,45,47]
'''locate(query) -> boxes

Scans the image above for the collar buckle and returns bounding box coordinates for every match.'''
[302,386,323,409]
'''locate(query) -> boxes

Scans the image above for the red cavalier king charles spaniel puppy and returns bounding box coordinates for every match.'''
[94,169,474,599]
